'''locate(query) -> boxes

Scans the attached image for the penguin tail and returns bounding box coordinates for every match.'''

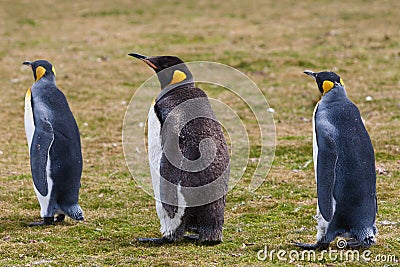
[62,204,84,221]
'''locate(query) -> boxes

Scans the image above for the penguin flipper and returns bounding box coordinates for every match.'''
[315,128,337,222]
[30,119,54,196]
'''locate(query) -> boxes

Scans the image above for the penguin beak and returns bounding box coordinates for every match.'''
[128,53,158,70]
[23,61,32,66]
[304,70,317,80]
[128,53,147,60]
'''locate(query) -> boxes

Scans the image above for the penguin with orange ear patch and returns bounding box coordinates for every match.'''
[296,70,377,249]
[129,53,229,244]
[23,60,84,226]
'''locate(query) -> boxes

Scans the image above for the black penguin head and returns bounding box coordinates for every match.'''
[304,70,345,95]
[129,53,193,89]
[23,60,56,82]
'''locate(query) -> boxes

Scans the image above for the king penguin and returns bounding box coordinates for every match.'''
[296,70,377,249]
[23,60,84,226]
[129,53,230,244]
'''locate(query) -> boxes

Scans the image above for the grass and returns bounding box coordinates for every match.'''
[0,0,399,266]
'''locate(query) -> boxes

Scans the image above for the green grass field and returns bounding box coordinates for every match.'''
[0,0,399,266]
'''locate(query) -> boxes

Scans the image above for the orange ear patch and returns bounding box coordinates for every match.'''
[35,66,46,81]
[169,70,187,86]
[322,80,334,94]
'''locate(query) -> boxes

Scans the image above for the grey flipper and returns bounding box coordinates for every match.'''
[159,154,179,218]
[30,118,54,196]
[315,123,338,222]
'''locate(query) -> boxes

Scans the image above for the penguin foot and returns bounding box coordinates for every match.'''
[294,241,330,250]
[28,217,54,227]
[55,214,65,223]
[362,236,375,248]
[183,235,221,245]
[199,239,222,246]
[183,234,199,241]
[346,238,363,249]
[136,237,173,245]
[344,236,375,248]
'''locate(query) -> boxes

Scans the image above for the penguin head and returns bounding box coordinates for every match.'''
[304,70,345,95]
[129,53,193,89]
[23,60,56,82]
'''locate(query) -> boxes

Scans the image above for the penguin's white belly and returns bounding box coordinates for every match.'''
[147,105,185,236]
[24,88,35,149]
[315,198,337,241]
[312,102,319,182]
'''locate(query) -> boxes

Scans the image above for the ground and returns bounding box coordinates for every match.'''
[0,0,399,266]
